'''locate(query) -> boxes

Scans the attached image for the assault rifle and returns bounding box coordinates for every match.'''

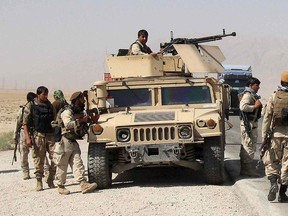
[256,116,275,170]
[239,111,253,139]
[12,129,20,165]
[159,29,236,55]
[259,116,275,159]
[12,105,25,165]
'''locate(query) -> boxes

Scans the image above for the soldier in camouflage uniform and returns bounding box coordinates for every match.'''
[42,90,69,183]
[13,92,36,180]
[54,91,97,195]
[262,71,288,202]
[239,77,262,177]
[23,86,56,191]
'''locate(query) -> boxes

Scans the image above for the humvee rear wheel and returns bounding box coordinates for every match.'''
[88,143,112,189]
[203,137,224,185]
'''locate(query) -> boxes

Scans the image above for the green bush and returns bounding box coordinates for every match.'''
[0,131,14,151]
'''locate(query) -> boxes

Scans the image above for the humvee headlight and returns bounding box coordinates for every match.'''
[117,128,131,142]
[196,119,206,128]
[178,125,192,139]
[206,119,216,129]
[91,124,103,135]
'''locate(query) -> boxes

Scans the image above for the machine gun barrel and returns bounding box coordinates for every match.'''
[186,31,236,44]
[160,29,236,54]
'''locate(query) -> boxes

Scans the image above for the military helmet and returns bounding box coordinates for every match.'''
[281,71,288,83]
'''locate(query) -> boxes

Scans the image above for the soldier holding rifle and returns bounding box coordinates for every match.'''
[54,91,98,195]
[239,77,262,177]
[12,92,36,180]
[262,71,288,202]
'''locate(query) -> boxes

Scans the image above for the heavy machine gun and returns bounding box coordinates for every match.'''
[160,29,236,55]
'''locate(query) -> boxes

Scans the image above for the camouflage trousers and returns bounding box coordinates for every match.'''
[54,136,86,186]
[19,129,30,174]
[239,121,258,164]
[31,132,56,179]
[262,136,288,185]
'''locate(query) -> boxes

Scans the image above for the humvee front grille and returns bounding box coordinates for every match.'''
[132,126,177,144]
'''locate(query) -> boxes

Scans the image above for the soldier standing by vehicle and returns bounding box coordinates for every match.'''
[239,77,262,177]
[128,29,157,57]
[13,92,37,180]
[262,71,288,203]
[55,91,97,195]
[43,90,69,183]
[23,86,56,191]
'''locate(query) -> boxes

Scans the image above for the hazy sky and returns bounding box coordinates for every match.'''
[1,0,288,92]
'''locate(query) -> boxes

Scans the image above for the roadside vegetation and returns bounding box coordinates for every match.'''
[0,131,14,151]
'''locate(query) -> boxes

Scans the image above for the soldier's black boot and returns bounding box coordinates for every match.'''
[278,184,288,203]
[268,175,278,201]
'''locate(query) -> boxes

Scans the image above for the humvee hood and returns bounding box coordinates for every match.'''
[99,108,219,127]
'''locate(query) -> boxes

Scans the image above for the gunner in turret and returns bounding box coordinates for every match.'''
[128,29,157,57]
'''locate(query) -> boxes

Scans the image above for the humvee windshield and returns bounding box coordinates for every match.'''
[162,86,212,105]
[107,88,152,107]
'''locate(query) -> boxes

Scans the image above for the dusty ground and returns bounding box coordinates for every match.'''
[0,90,27,133]
[0,90,256,216]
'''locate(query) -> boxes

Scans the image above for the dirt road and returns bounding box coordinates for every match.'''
[0,138,256,216]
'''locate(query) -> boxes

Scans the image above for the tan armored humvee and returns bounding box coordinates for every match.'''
[86,35,233,189]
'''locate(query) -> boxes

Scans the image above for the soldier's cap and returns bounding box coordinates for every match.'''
[281,71,288,83]
[70,91,83,102]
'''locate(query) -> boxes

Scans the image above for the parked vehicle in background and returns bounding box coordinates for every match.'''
[219,65,252,115]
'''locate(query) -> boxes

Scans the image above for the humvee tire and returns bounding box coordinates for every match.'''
[88,143,112,189]
[203,137,224,185]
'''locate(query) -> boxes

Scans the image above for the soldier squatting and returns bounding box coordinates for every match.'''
[11,30,288,202]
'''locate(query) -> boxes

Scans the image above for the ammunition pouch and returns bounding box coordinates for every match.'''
[281,108,288,126]
[54,127,62,142]
[63,133,83,141]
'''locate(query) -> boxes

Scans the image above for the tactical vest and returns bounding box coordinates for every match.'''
[128,41,151,55]
[273,91,288,126]
[239,91,262,121]
[31,102,54,133]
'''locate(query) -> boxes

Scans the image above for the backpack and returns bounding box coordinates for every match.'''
[51,106,66,142]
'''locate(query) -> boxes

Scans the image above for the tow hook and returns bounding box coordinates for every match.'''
[126,147,139,159]
[173,147,181,156]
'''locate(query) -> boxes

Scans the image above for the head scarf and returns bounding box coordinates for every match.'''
[53,90,66,101]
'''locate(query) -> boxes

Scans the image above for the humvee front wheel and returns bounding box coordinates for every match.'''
[203,137,224,185]
[88,143,112,189]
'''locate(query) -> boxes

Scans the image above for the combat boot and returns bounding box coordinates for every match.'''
[47,176,56,188]
[58,185,70,195]
[23,172,31,180]
[278,184,288,203]
[80,180,97,194]
[240,162,260,177]
[268,175,278,201]
[36,178,43,191]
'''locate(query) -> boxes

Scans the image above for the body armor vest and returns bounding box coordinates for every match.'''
[128,41,151,55]
[241,91,262,121]
[273,91,288,126]
[31,102,53,133]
